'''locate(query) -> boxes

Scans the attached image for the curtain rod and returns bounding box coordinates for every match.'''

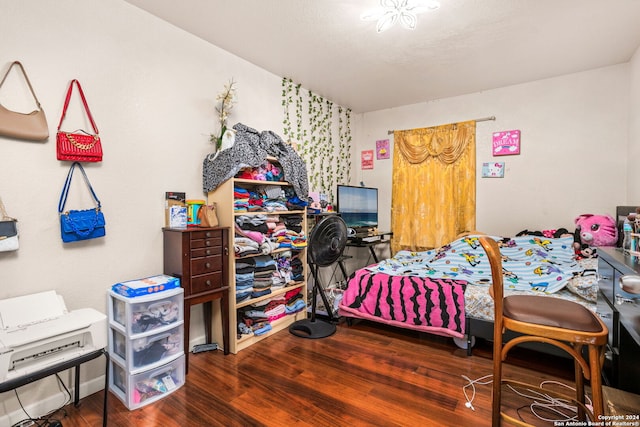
[387,116,496,135]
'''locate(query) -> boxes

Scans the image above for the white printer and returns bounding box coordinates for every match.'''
[0,290,107,383]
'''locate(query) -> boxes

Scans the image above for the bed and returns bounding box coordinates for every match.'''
[338,234,599,353]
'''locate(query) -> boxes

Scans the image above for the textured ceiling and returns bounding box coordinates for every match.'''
[123,0,640,113]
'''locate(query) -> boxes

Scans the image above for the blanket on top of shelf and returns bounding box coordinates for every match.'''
[202,122,309,200]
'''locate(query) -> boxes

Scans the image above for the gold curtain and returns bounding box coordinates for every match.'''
[391,121,476,252]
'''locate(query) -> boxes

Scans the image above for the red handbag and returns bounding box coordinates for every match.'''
[56,79,102,162]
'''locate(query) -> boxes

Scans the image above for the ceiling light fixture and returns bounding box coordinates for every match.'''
[361,0,440,33]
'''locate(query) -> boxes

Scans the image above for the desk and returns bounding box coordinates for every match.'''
[0,349,109,426]
[346,232,393,264]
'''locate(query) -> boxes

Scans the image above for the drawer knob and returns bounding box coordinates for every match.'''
[206,280,212,287]
[206,249,211,255]
[206,241,211,246]
[206,232,211,237]
[205,262,211,269]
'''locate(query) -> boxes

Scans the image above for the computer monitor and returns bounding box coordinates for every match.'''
[336,185,378,232]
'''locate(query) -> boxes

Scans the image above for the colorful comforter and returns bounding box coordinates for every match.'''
[368,235,581,293]
[339,235,586,338]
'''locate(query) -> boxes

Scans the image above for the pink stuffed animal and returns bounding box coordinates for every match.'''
[574,214,618,247]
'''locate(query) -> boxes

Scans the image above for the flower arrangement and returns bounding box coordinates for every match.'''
[211,78,237,151]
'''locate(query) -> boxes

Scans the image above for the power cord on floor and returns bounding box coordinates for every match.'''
[539,380,593,412]
[460,375,594,424]
[507,380,593,424]
[12,417,63,427]
[11,373,71,427]
[461,373,493,411]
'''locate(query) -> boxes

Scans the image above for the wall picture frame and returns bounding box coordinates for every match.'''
[361,150,374,169]
[482,162,505,178]
[492,130,521,156]
[376,139,390,159]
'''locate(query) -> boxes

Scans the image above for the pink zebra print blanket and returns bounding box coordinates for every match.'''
[339,268,468,338]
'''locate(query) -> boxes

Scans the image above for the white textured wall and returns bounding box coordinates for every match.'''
[0,0,637,422]
[0,0,289,421]
[356,65,630,237]
[629,46,640,201]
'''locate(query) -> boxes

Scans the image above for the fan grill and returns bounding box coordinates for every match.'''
[308,216,348,267]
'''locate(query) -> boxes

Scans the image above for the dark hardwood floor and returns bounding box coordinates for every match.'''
[41,320,578,427]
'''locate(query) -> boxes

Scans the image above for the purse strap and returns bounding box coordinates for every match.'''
[57,79,99,134]
[0,197,16,222]
[0,61,43,111]
[58,162,101,214]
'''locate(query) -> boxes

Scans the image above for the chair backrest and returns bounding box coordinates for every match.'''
[478,236,504,329]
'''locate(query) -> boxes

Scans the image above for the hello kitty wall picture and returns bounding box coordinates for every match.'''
[482,162,505,178]
[492,130,521,156]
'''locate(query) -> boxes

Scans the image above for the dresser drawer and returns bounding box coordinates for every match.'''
[190,237,222,250]
[191,256,222,275]
[110,354,185,410]
[190,272,224,294]
[191,245,222,258]
[190,230,222,249]
[110,323,184,372]
[189,229,222,240]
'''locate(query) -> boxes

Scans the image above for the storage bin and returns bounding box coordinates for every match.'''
[110,354,185,410]
[110,323,184,372]
[111,274,181,298]
[109,287,184,335]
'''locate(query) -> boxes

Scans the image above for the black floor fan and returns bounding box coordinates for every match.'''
[289,215,348,339]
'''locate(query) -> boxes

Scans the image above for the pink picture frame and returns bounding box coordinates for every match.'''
[492,130,521,156]
[376,139,390,159]
[361,150,374,169]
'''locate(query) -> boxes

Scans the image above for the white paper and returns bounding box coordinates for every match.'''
[0,290,66,330]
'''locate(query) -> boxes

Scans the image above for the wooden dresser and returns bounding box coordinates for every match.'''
[162,227,230,371]
[597,247,640,394]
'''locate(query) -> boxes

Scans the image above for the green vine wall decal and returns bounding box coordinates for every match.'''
[281,77,352,203]
[281,78,293,141]
[295,83,305,145]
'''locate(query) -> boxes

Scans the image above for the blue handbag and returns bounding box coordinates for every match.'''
[58,162,106,243]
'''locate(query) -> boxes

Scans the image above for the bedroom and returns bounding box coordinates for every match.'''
[1,0,640,425]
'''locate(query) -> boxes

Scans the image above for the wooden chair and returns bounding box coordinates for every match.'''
[478,236,608,426]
